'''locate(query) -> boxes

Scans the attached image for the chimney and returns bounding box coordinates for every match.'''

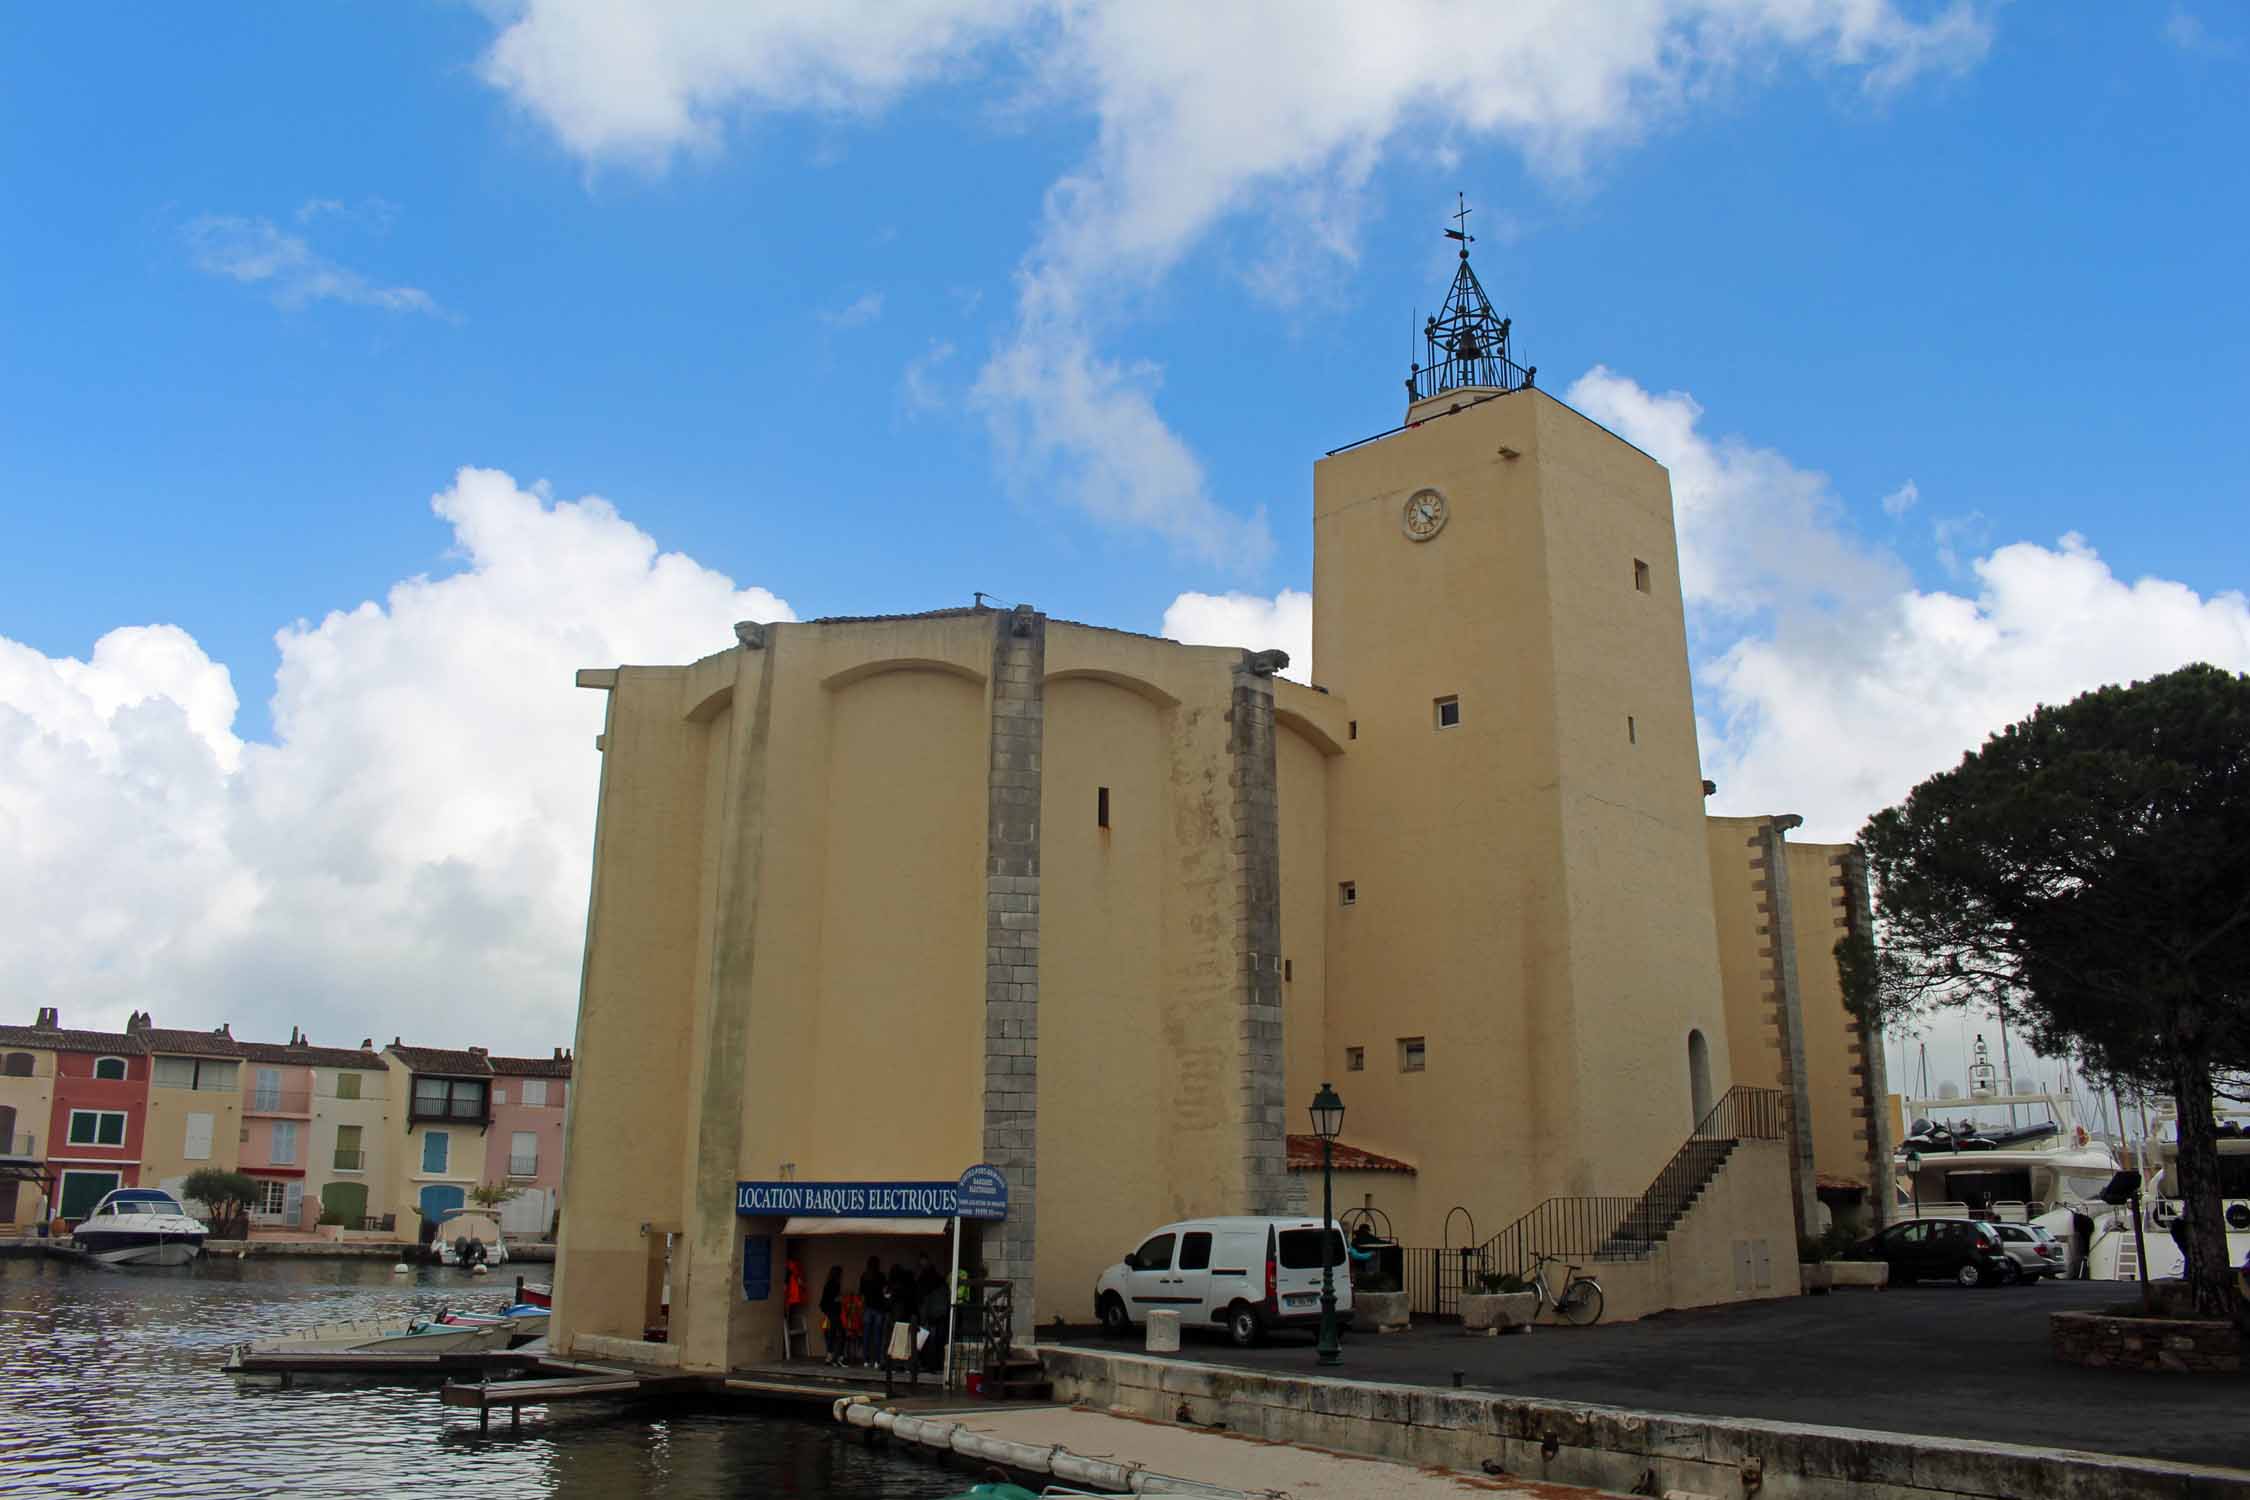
[468,1046,489,1058]
[219,1023,232,1037]
[553,1047,565,1061]
[34,1006,59,1030]
[360,1038,373,1050]
[289,1026,301,1046]
[127,1010,149,1035]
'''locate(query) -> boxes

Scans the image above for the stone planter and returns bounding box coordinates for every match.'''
[1802,1260,1887,1293]
[1459,1291,1536,1335]
[1356,1290,1410,1333]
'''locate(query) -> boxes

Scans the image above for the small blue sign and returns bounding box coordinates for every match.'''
[742,1235,773,1302]
[955,1164,1010,1221]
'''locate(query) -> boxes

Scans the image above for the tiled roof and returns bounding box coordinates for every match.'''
[489,1054,572,1079]
[239,1039,387,1069]
[1284,1135,1418,1175]
[138,1027,244,1058]
[0,1024,136,1055]
[387,1043,493,1077]
[806,604,993,626]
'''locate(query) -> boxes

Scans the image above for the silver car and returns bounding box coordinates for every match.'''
[1989,1222,2063,1281]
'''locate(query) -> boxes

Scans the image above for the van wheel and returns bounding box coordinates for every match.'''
[1226,1303,1263,1348]
[1099,1294,1130,1336]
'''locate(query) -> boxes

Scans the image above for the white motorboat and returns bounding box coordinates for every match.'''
[70,1187,209,1266]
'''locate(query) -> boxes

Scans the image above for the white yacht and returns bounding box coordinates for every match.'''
[1894,1041,2122,1240]
[2084,1103,2250,1282]
[70,1187,210,1266]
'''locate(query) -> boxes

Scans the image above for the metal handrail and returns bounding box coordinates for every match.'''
[332,1149,367,1171]
[507,1155,539,1177]
[2,1132,35,1157]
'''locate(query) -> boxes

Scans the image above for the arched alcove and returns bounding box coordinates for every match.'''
[1687,1028,1714,1126]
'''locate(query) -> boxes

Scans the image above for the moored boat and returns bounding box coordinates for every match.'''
[71,1188,209,1266]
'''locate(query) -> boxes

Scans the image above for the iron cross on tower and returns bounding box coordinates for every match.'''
[1446,192,1474,256]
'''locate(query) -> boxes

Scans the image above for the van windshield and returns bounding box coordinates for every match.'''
[1276,1229,1345,1271]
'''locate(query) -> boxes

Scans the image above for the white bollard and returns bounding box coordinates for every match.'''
[1145,1308,1182,1353]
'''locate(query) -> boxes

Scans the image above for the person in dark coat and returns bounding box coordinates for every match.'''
[858,1256,889,1369]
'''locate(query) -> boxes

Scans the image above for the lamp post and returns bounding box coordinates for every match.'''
[1310,1081,1345,1367]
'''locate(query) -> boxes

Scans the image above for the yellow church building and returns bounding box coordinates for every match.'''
[549,234,1889,1370]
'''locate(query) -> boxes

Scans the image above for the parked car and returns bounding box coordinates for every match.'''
[1989,1222,2064,1281]
[1844,1217,2017,1287]
[1094,1216,1354,1346]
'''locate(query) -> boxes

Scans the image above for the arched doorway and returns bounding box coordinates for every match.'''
[1687,1029,1714,1126]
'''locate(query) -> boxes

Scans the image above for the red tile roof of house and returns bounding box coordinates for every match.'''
[1284,1135,1418,1174]
[387,1043,494,1077]
[488,1052,572,1079]
[136,1026,245,1058]
[0,1023,135,1055]
[238,1038,387,1069]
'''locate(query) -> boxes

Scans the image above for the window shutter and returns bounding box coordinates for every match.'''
[184,1112,213,1161]
[283,1180,303,1226]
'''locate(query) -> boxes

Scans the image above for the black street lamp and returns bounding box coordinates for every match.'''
[1310,1081,1345,1367]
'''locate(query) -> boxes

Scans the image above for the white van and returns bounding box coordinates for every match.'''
[1093,1216,1354,1346]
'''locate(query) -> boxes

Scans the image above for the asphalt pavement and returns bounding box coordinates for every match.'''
[1051,1280,2247,1469]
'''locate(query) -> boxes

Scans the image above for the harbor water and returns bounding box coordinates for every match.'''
[0,1256,951,1498]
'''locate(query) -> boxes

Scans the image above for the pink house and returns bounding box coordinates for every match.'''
[485,1050,570,1240]
[239,1047,317,1231]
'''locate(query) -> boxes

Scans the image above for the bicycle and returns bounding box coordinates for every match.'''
[1523,1251,1604,1325]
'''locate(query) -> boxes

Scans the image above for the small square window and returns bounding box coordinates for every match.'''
[1633,558,1652,593]
[1434,696,1460,730]
[1097,786,1110,829]
[1346,1047,1365,1072]
[1399,1037,1427,1073]
[1338,881,1357,907]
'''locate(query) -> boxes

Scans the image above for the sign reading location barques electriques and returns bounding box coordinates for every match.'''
[735,1164,1009,1220]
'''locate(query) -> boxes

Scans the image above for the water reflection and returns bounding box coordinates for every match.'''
[0,1258,947,1498]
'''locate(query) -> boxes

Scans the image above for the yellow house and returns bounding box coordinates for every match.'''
[130,1016,244,1215]
[552,237,1817,1369]
[0,1028,58,1230]
[384,1043,494,1243]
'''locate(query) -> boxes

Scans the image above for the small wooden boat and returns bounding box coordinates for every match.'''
[239,1316,514,1358]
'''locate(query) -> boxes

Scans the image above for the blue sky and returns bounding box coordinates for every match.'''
[3,3,2247,1053]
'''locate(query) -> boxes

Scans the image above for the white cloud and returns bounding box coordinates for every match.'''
[902,339,958,413]
[1880,478,1920,517]
[1931,510,1989,577]
[1567,370,2250,845]
[823,291,885,327]
[2163,7,2243,58]
[0,470,792,1053]
[472,1,1991,566]
[185,215,442,316]
[1160,588,1312,680]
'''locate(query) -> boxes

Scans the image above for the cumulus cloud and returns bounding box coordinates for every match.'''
[1160,588,1312,680]
[472,0,1991,565]
[1880,479,1920,517]
[1562,368,2250,843]
[185,214,443,316]
[0,470,791,1052]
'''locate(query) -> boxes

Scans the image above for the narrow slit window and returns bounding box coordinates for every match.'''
[1348,720,1358,740]
[1434,695,1461,730]
[1627,715,1637,744]
[1399,1037,1427,1073]
[1283,959,1293,982]
[1634,558,1652,593]
[1097,786,1110,829]
[1346,1047,1365,1072]
[1338,881,1357,907]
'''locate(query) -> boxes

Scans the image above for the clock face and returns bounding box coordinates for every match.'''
[1402,488,1449,541]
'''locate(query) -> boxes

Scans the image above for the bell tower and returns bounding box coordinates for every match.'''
[1311,200,1732,1233]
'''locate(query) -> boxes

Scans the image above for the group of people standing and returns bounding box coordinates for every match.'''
[812,1252,955,1373]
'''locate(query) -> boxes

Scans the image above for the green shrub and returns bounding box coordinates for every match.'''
[1476,1271,1529,1295]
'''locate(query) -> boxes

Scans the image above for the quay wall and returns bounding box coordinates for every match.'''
[1040,1347,2250,1500]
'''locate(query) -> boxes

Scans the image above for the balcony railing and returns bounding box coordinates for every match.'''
[332,1149,367,1171]
[408,1100,491,1126]
[246,1089,313,1116]
[507,1154,539,1178]
[2,1132,35,1158]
